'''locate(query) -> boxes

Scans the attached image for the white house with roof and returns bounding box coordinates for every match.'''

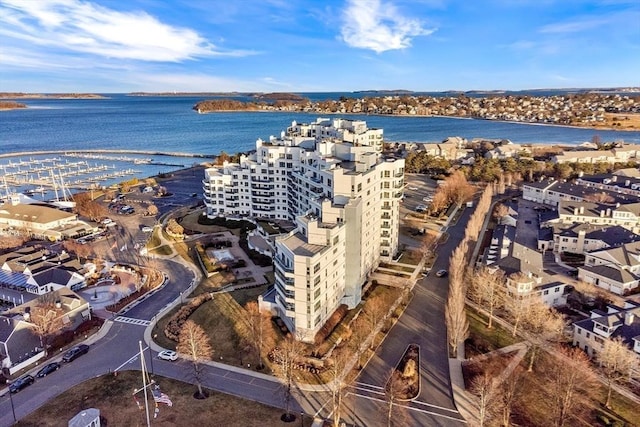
[553,150,617,164]
[573,300,640,358]
[578,241,640,295]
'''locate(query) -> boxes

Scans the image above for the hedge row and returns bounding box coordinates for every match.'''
[163,293,213,341]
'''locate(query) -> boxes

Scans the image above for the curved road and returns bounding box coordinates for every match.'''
[1,206,473,427]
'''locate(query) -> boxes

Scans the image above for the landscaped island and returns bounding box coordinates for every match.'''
[193,92,640,131]
[0,92,106,99]
[0,100,27,110]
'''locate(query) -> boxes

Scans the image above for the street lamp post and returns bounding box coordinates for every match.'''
[6,385,16,423]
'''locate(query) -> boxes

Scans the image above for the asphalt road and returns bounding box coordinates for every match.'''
[343,204,472,427]
[0,168,473,427]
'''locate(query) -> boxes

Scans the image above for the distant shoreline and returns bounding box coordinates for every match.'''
[0,93,107,100]
[0,149,217,160]
[195,109,639,133]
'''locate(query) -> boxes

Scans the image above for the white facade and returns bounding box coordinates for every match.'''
[203,118,403,341]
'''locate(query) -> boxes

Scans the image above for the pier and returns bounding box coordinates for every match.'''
[1,156,141,191]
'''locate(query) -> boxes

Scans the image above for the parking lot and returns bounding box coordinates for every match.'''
[401,173,438,215]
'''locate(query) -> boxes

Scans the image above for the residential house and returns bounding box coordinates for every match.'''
[485,143,530,160]
[573,300,640,358]
[578,241,640,295]
[539,223,640,254]
[552,150,617,164]
[576,173,640,199]
[612,143,640,162]
[541,201,640,234]
[522,180,636,207]
[0,313,40,369]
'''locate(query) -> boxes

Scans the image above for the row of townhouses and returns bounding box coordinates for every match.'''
[203,118,404,341]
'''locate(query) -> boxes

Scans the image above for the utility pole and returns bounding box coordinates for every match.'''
[140,341,151,427]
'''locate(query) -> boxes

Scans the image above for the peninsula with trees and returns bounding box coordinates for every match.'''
[0,92,107,99]
[194,92,640,131]
[0,100,27,110]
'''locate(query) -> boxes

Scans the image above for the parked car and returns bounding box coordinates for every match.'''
[62,344,90,363]
[435,269,448,277]
[416,204,427,212]
[158,350,178,361]
[141,226,154,233]
[9,375,34,393]
[36,362,60,378]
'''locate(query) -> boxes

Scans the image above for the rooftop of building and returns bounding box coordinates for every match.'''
[552,224,640,246]
[574,301,640,348]
[279,233,326,257]
[579,264,639,283]
[0,203,76,224]
[585,240,640,267]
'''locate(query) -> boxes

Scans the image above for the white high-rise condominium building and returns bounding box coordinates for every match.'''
[203,118,404,341]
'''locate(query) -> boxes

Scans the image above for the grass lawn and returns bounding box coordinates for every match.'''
[153,285,271,368]
[466,308,519,357]
[16,371,316,427]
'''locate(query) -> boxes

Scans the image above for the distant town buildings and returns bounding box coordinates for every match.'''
[203,118,404,341]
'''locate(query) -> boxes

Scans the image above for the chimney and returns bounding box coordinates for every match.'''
[580,206,584,214]
[600,210,605,217]
[625,311,635,326]
[574,207,579,215]
[612,175,618,182]
[625,180,630,186]
[606,208,612,216]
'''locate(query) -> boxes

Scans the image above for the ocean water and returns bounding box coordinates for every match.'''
[2,94,639,159]
[2,94,638,197]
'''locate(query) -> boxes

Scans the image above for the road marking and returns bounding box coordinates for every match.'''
[352,381,384,391]
[114,316,151,326]
[344,391,466,424]
[410,399,461,413]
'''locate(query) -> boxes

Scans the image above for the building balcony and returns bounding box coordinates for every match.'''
[381,232,390,238]
[382,205,392,210]
[394,172,404,178]
[251,177,272,183]
[381,223,391,229]
[381,213,391,219]
[253,190,274,197]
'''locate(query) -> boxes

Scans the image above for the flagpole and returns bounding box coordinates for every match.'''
[140,340,151,427]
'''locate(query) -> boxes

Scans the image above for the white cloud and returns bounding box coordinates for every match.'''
[0,0,253,62]
[340,0,435,53]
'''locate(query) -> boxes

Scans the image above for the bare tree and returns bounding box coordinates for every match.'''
[62,240,93,261]
[382,368,409,427]
[363,294,388,345]
[28,292,64,355]
[523,303,565,371]
[327,347,352,427]
[598,337,639,408]
[469,267,505,329]
[446,241,469,357]
[545,346,597,427]
[497,173,506,194]
[429,189,449,216]
[73,192,107,220]
[493,203,509,221]
[470,372,498,427]
[272,335,303,422]
[443,170,476,207]
[584,192,615,204]
[0,234,28,250]
[146,204,159,216]
[177,320,213,399]
[242,301,275,369]
[497,367,523,427]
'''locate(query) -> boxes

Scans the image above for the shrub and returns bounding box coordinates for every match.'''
[314,304,349,345]
[163,294,213,341]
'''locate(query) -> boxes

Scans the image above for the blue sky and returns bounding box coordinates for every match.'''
[1,0,638,93]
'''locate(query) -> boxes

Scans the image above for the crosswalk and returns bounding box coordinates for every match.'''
[114,316,151,326]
